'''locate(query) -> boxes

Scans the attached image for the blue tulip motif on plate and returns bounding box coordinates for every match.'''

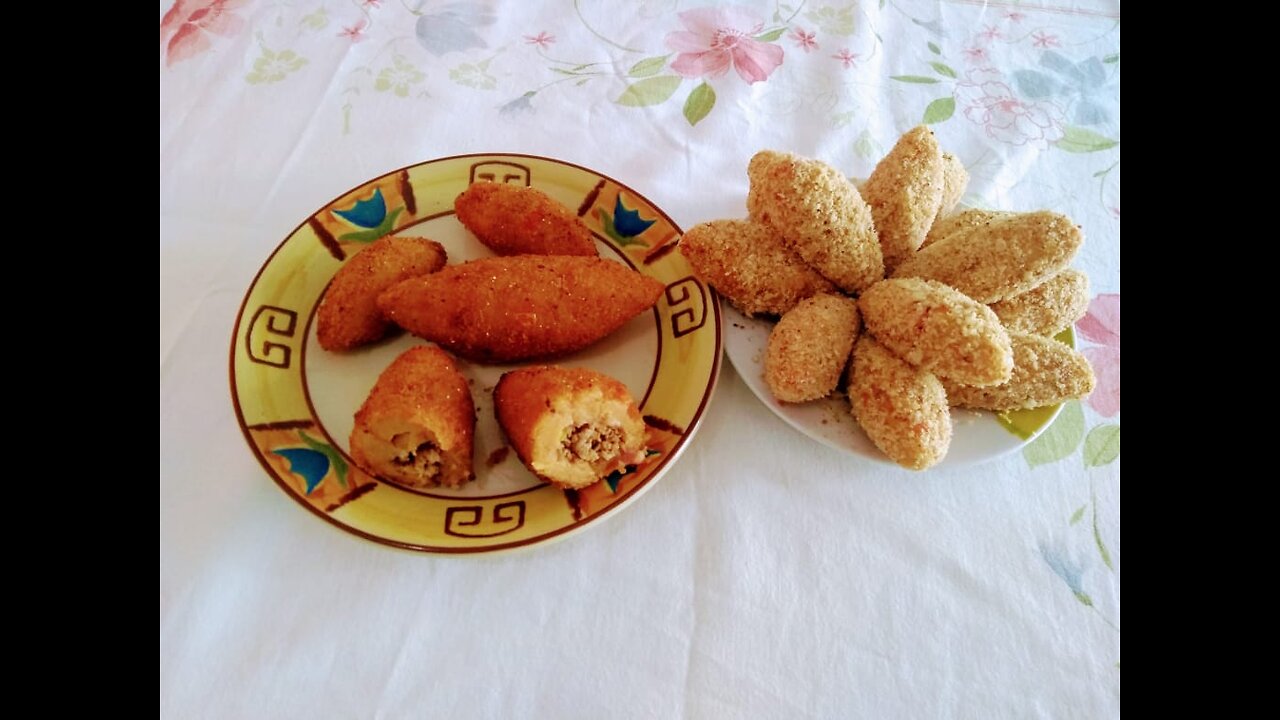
[272,432,349,495]
[598,194,656,246]
[332,188,404,243]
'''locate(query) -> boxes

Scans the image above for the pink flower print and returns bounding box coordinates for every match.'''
[977,25,1003,43]
[955,69,1065,149]
[1077,294,1119,417]
[339,19,367,42]
[790,28,818,52]
[665,6,784,84]
[524,31,556,48]
[362,0,381,8]
[962,46,989,64]
[1109,206,1120,219]
[160,0,248,67]
[832,48,859,69]
[1031,31,1061,48]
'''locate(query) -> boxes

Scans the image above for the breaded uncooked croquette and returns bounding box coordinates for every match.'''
[494,366,648,489]
[679,219,836,316]
[847,336,951,470]
[990,268,1090,336]
[942,332,1095,411]
[764,293,861,402]
[936,152,968,222]
[377,255,664,363]
[860,126,945,273]
[893,210,1083,304]
[454,181,597,257]
[316,236,448,351]
[858,278,1012,387]
[920,209,1013,250]
[349,346,475,488]
[746,150,885,294]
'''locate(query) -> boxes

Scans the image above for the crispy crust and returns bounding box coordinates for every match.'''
[990,268,1090,336]
[349,346,475,488]
[861,126,945,273]
[679,219,835,316]
[921,209,1013,250]
[454,182,597,257]
[936,152,969,222]
[377,256,664,363]
[316,236,448,351]
[847,336,951,470]
[942,332,1096,411]
[494,366,648,489]
[893,210,1083,303]
[747,150,885,293]
[858,278,1013,387]
[764,293,861,402]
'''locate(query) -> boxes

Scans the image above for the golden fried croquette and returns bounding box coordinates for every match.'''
[494,366,648,489]
[377,256,664,363]
[861,126,945,273]
[747,150,884,293]
[847,336,951,470]
[679,219,835,316]
[764,293,861,402]
[893,210,1083,303]
[936,153,968,222]
[858,278,1012,387]
[942,332,1095,411]
[454,181,597,257]
[920,209,1012,250]
[991,268,1090,336]
[349,346,475,488]
[316,236,448,351]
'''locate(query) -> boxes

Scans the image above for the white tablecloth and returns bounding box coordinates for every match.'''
[161,1,1120,716]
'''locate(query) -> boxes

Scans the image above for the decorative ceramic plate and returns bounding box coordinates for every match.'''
[723,305,1073,468]
[230,154,721,553]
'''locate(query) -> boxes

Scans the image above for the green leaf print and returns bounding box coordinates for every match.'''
[755,27,787,42]
[922,96,955,124]
[683,82,716,126]
[1103,53,1120,64]
[1093,499,1114,571]
[927,41,941,54]
[1083,425,1121,467]
[1022,400,1084,467]
[1069,505,1086,525]
[615,76,682,106]
[891,75,940,84]
[629,56,669,78]
[929,62,957,78]
[1055,126,1120,153]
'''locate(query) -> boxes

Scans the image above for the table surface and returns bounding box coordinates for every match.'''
[160,1,1120,717]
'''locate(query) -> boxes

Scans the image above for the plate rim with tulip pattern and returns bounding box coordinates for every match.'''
[230,153,722,554]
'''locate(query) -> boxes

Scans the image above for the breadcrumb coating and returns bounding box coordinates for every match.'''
[893,210,1083,303]
[847,336,951,470]
[861,126,944,273]
[316,236,448,351]
[921,209,1013,250]
[747,150,885,293]
[377,256,663,363]
[349,346,475,488]
[936,152,968,222]
[764,293,861,402]
[679,218,835,316]
[858,278,1013,387]
[942,332,1096,411]
[454,182,597,257]
[990,268,1090,336]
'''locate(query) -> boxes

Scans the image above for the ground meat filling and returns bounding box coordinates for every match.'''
[390,433,443,480]
[563,424,624,464]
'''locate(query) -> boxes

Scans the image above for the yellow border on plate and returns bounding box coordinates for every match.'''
[229,154,722,554]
